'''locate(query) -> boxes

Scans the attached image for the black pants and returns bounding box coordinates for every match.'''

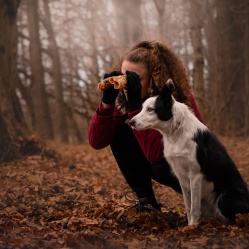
[110,123,181,203]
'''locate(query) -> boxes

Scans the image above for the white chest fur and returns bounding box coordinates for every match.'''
[163,135,198,186]
[162,132,215,225]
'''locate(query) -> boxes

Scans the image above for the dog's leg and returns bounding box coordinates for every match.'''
[180,184,191,225]
[189,173,203,225]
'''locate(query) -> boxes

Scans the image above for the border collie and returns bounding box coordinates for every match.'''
[129,79,249,225]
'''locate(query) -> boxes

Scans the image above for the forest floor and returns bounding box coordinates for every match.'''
[1,136,249,249]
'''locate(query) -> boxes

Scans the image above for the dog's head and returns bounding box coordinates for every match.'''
[129,79,175,130]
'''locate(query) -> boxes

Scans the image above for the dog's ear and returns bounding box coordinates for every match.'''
[150,77,160,96]
[166,78,175,92]
[160,78,175,99]
[155,78,174,121]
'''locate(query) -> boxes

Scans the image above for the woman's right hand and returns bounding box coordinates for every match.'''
[101,71,123,106]
[126,71,142,111]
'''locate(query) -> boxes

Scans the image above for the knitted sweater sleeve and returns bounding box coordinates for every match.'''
[88,102,127,149]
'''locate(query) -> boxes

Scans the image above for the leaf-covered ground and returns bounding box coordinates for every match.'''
[1,137,249,249]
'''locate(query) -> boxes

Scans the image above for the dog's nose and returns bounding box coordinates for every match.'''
[129,119,136,127]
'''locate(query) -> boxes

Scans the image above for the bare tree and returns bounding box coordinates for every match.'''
[26,0,54,139]
[0,0,26,162]
[213,0,245,135]
[12,0,249,141]
[42,0,68,142]
[188,0,206,118]
[112,0,143,45]
[245,3,249,136]
[153,0,166,38]
[16,3,36,129]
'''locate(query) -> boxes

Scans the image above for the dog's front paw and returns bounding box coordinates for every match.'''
[189,218,200,226]
[178,222,201,236]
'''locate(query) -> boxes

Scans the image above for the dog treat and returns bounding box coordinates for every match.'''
[97,75,127,90]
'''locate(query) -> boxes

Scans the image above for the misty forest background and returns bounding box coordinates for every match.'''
[0,0,249,163]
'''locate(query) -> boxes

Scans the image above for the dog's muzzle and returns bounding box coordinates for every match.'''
[129,119,136,128]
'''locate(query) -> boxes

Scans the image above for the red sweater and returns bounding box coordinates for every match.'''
[88,93,204,162]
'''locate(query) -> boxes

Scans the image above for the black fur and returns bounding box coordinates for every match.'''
[154,79,174,121]
[193,129,249,220]
[150,77,160,96]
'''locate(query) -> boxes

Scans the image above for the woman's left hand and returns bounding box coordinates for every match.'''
[126,71,142,111]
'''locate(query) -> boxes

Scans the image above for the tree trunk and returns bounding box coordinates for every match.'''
[204,0,223,131]
[244,5,249,136]
[26,0,54,139]
[16,6,36,129]
[153,0,166,38]
[0,0,24,162]
[189,0,206,119]
[42,0,68,142]
[205,0,246,134]
[112,0,143,45]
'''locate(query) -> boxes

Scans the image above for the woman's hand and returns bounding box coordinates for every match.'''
[126,71,142,111]
[101,71,123,106]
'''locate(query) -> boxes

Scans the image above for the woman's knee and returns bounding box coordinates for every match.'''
[151,159,182,193]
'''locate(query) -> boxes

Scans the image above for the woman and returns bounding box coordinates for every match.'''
[88,40,204,211]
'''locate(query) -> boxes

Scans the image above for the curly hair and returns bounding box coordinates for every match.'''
[113,40,191,113]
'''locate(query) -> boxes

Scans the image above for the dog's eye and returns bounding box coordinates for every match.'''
[147,107,154,112]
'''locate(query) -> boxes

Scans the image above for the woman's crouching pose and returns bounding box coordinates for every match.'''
[88,40,204,212]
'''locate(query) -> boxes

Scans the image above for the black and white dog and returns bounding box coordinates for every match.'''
[129,79,249,225]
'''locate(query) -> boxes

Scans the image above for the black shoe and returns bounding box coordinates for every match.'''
[125,191,162,212]
[134,197,162,212]
[134,197,150,212]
